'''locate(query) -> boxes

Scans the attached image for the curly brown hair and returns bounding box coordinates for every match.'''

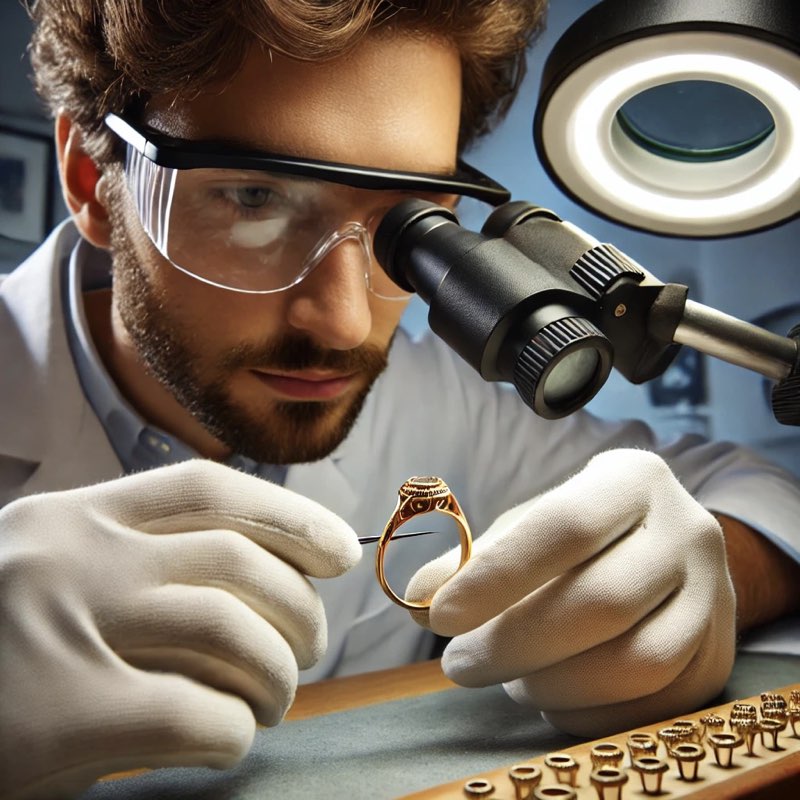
[25,0,546,163]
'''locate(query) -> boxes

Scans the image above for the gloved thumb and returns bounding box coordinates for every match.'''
[404,546,464,628]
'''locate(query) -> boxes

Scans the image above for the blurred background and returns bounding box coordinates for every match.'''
[1,0,798,473]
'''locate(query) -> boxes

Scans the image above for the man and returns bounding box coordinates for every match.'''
[1,1,799,798]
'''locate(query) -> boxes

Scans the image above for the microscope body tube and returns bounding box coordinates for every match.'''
[674,300,797,382]
[382,211,598,381]
[500,208,798,384]
[489,208,683,384]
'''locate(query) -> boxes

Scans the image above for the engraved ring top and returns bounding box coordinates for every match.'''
[398,476,451,499]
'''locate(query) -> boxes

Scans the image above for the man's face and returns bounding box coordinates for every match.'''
[107,32,463,464]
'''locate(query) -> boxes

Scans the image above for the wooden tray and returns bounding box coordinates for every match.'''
[403,683,800,799]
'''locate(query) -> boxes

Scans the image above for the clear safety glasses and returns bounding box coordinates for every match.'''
[104,113,511,298]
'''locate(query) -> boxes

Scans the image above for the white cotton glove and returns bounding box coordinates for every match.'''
[406,449,736,737]
[0,459,361,800]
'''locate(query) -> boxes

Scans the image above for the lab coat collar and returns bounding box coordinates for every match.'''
[0,221,82,464]
[0,221,122,494]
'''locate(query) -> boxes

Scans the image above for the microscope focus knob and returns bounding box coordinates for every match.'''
[772,323,800,426]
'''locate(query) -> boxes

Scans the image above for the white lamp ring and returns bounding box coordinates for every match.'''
[538,31,800,237]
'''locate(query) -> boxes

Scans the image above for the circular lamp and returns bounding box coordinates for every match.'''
[534,0,800,237]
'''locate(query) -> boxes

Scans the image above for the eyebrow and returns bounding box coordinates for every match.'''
[179,131,459,177]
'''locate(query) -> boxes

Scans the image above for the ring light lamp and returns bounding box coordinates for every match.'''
[534,0,800,236]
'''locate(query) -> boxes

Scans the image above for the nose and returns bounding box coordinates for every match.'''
[284,236,373,349]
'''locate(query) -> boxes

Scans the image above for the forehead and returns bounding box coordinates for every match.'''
[144,31,462,173]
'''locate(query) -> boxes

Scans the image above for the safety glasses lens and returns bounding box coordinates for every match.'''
[126,152,474,297]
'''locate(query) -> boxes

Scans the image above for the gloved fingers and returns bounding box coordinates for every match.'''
[10,669,256,800]
[80,460,362,577]
[427,506,685,641]
[105,584,300,725]
[410,449,679,632]
[438,536,682,686]
[538,624,735,737]
[404,497,640,634]
[152,529,326,666]
[496,590,718,711]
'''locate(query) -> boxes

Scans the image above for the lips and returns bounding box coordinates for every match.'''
[249,368,357,400]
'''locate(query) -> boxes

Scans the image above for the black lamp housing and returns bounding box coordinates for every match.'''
[533,0,800,237]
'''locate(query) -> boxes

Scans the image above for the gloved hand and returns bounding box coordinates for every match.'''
[406,449,736,737]
[0,459,360,800]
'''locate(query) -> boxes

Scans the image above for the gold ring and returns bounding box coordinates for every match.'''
[376,476,472,610]
[626,733,657,761]
[508,764,542,800]
[589,742,624,769]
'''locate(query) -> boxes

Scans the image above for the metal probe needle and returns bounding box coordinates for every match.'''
[358,530,438,545]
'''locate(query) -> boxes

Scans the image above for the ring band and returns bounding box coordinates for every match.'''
[376,476,472,610]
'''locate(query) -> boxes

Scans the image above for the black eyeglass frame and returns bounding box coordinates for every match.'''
[104,112,511,206]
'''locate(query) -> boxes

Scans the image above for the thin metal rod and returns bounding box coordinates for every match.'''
[358,530,437,545]
[673,299,797,382]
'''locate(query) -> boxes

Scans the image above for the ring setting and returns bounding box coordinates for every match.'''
[376,476,472,610]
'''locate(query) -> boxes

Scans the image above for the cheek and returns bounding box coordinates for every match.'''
[167,278,287,342]
[124,223,285,338]
[112,189,215,312]
[109,182,284,357]
[113,196,178,305]
[368,296,409,342]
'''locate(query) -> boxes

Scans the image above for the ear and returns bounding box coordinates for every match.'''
[55,114,113,249]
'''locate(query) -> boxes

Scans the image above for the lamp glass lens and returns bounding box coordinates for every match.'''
[616,80,774,162]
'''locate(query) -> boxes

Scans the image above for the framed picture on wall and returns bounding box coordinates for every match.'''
[0,126,53,243]
[647,346,708,407]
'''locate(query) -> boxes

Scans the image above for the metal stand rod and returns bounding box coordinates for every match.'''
[673,299,797,382]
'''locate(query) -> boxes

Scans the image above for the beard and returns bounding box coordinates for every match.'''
[108,206,390,465]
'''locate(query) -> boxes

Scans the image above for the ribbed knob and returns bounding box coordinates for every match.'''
[570,243,645,299]
[772,323,800,426]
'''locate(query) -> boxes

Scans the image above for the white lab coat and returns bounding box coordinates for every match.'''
[2,222,800,681]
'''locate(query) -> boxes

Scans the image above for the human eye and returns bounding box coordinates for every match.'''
[189,169,292,220]
[213,183,285,219]
[228,185,274,209]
